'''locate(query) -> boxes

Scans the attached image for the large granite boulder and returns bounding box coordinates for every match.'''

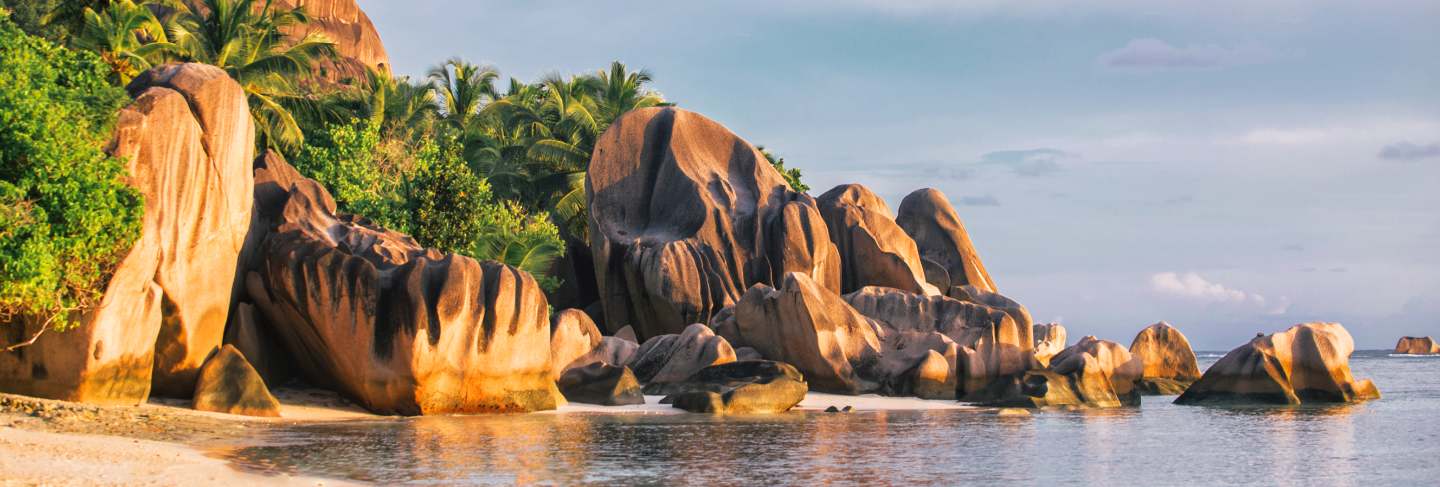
[718,272,885,394]
[550,308,639,384]
[980,337,1141,408]
[588,107,840,341]
[1176,323,1380,406]
[557,363,645,406]
[1032,323,1067,366]
[1129,322,1202,395]
[221,302,292,387]
[844,286,1031,398]
[0,64,253,404]
[663,360,808,414]
[192,345,281,417]
[273,0,390,85]
[244,154,562,415]
[629,323,737,393]
[1395,336,1440,355]
[896,188,997,293]
[948,285,1034,347]
[816,184,936,296]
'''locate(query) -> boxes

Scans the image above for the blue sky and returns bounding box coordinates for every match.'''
[357,0,1440,349]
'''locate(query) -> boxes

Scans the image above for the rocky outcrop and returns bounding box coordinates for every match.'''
[557,363,645,406]
[588,107,840,341]
[719,273,885,394]
[629,324,737,393]
[1395,336,1440,355]
[844,286,1031,398]
[0,64,253,404]
[663,361,808,414]
[896,188,996,293]
[977,337,1141,408]
[1129,322,1201,395]
[550,308,639,384]
[1032,323,1067,366]
[273,0,390,85]
[816,184,936,296]
[910,350,958,400]
[191,345,281,417]
[1176,323,1380,406]
[221,302,292,387]
[243,153,562,415]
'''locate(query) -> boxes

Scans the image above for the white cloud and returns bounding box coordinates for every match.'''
[1098,38,1269,70]
[1149,272,1290,315]
[979,148,1081,177]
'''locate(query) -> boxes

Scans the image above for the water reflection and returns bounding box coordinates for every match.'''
[214,353,1439,486]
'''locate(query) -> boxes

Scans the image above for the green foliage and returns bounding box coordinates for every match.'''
[758,146,809,193]
[0,14,143,331]
[73,0,182,84]
[292,120,409,233]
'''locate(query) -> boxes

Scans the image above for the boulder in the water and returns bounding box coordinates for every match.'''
[1129,322,1202,395]
[664,360,808,414]
[557,363,646,406]
[1395,336,1440,355]
[1176,323,1379,406]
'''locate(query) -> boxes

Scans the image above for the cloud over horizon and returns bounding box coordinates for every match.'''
[1149,272,1289,315]
[1098,38,1269,70]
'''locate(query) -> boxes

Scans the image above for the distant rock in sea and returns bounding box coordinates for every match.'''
[1176,322,1380,406]
[1129,322,1201,395]
[1394,336,1440,355]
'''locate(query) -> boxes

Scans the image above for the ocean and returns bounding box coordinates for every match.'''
[215,351,1440,485]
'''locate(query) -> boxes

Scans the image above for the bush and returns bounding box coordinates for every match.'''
[0,13,143,331]
[293,120,565,291]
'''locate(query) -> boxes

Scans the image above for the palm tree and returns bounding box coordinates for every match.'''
[72,0,182,83]
[428,58,499,131]
[169,0,337,151]
[593,61,667,132]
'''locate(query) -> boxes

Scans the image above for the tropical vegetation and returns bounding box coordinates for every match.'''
[0,13,143,339]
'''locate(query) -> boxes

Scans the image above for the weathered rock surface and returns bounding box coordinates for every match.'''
[720,273,885,394]
[0,64,253,404]
[274,0,390,85]
[1032,323,1067,366]
[844,286,1031,397]
[663,361,808,414]
[896,188,996,293]
[588,107,840,341]
[221,302,292,387]
[978,337,1141,408]
[910,350,959,400]
[192,345,281,417]
[1129,322,1201,395]
[948,285,1033,348]
[816,184,936,296]
[629,324,737,393]
[556,363,645,406]
[549,308,639,382]
[1395,336,1440,355]
[244,153,561,415]
[1176,323,1380,406]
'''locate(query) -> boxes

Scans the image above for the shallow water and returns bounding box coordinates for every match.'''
[216,351,1440,485]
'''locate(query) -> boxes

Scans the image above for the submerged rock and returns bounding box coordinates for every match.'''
[816,184,936,296]
[244,154,561,415]
[630,324,737,394]
[1395,336,1440,355]
[664,361,808,414]
[1129,322,1202,395]
[557,363,645,406]
[896,188,997,293]
[1032,323,1067,367]
[1176,323,1380,406]
[192,345,280,417]
[0,64,253,404]
[587,107,840,342]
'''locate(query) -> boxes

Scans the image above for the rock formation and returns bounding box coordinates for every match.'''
[243,153,562,415]
[1129,322,1202,395]
[1176,323,1380,405]
[0,64,253,404]
[1032,323,1067,366]
[587,107,840,341]
[896,188,996,292]
[550,308,639,384]
[191,345,281,417]
[1395,336,1440,355]
[273,0,391,85]
[975,336,1141,408]
[556,363,645,406]
[629,323,737,393]
[221,302,292,387]
[663,360,808,414]
[816,184,936,296]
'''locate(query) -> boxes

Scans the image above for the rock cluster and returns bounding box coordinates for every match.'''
[1176,323,1380,406]
[1394,336,1440,355]
[1128,322,1202,395]
[975,337,1142,408]
[0,64,253,404]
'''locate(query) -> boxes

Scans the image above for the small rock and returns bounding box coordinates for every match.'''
[192,345,281,417]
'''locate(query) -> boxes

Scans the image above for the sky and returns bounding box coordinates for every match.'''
[357,0,1440,349]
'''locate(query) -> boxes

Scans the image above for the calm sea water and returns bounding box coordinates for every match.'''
[215,351,1440,485]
